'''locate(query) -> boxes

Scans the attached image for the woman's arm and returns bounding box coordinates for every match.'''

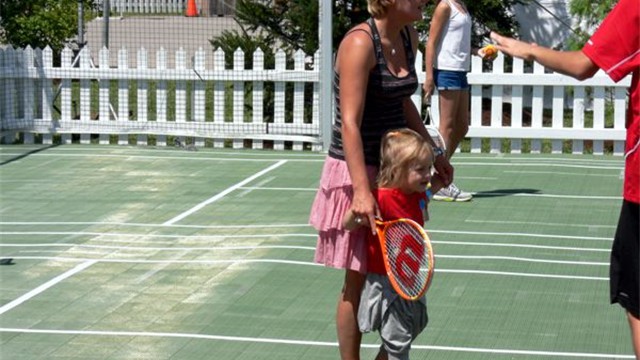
[336,27,379,232]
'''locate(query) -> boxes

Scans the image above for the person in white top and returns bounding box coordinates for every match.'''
[423,0,495,202]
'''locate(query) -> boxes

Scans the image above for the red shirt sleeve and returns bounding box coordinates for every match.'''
[581,0,640,82]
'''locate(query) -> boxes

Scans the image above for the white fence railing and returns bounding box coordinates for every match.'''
[93,0,237,16]
[96,0,186,14]
[0,45,631,154]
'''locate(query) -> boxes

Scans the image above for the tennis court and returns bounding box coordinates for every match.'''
[0,144,633,359]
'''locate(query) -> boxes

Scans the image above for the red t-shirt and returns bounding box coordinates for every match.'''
[582,0,640,203]
[367,188,428,274]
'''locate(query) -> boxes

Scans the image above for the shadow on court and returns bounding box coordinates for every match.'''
[472,188,541,198]
[0,144,59,166]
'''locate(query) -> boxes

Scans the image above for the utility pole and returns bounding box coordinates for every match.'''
[319,0,333,151]
[77,0,85,48]
[103,0,110,49]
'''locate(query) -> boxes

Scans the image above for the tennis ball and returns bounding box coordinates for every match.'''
[482,44,497,58]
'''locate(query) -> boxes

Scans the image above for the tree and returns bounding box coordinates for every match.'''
[0,0,97,54]
[210,0,520,61]
[566,0,616,50]
[210,0,370,65]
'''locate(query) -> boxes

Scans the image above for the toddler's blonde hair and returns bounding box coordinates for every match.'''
[377,128,434,188]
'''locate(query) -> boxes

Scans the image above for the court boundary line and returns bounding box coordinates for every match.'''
[0,328,632,359]
[0,260,97,315]
[3,243,608,265]
[0,228,613,241]
[0,256,608,281]
[162,160,288,225]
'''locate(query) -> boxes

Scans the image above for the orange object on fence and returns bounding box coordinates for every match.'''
[185,0,198,17]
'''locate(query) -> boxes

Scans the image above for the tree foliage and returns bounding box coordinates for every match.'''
[0,0,97,54]
[566,0,616,50]
[210,0,521,61]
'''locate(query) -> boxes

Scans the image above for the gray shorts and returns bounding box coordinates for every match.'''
[358,274,428,360]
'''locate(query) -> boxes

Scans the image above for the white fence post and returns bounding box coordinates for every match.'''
[232,48,245,149]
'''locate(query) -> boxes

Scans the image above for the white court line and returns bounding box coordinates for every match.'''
[2,240,611,253]
[4,244,316,251]
[465,219,617,229]
[433,240,610,252]
[504,170,620,177]
[0,256,606,281]
[163,160,288,225]
[3,243,607,266]
[0,260,96,315]
[451,162,623,170]
[0,242,609,266]
[436,269,606,281]
[0,229,611,241]
[0,328,632,358]
[231,186,623,200]
[0,230,610,243]
[0,231,316,239]
[0,221,313,229]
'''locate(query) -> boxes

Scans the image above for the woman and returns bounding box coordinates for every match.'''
[424,0,495,202]
[309,0,452,358]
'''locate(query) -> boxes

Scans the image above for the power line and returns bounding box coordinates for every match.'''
[529,0,581,36]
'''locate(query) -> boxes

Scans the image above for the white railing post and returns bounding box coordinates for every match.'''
[273,50,286,150]
[212,48,225,148]
[252,48,265,150]
[137,47,149,146]
[232,48,245,149]
[193,48,206,148]
[117,47,129,145]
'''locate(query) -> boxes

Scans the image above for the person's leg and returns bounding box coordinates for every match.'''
[449,89,470,156]
[627,312,640,358]
[337,269,366,360]
[374,347,389,360]
[436,89,461,156]
[434,88,472,202]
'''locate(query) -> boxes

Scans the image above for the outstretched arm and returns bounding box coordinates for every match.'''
[490,32,599,80]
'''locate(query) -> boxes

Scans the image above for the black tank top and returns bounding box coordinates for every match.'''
[328,18,419,166]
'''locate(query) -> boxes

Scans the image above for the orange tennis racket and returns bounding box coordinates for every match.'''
[375,218,435,301]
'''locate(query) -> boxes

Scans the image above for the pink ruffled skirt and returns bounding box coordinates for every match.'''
[309,156,378,274]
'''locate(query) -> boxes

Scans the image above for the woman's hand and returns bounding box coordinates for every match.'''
[423,79,435,102]
[434,154,454,187]
[349,188,379,235]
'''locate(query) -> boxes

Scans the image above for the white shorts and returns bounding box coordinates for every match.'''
[358,274,428,360]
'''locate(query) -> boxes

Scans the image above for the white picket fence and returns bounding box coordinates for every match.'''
[0,45,631,154]
[96,0,186,14]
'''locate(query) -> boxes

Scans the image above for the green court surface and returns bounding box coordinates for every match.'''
[0,145,634,359]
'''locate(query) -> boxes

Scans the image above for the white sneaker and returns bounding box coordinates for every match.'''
[433,183,473,202]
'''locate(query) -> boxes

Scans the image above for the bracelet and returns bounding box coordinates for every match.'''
[433,147,445,157]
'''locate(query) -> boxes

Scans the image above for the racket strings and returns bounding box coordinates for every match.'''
[384,223,432,298]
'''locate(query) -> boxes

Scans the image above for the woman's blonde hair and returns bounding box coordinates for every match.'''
[377,128,434,188]
[367,0,393,18]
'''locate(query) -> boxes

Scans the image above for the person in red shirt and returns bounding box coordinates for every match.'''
[344,128,444,359]
[490,0,639,355]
